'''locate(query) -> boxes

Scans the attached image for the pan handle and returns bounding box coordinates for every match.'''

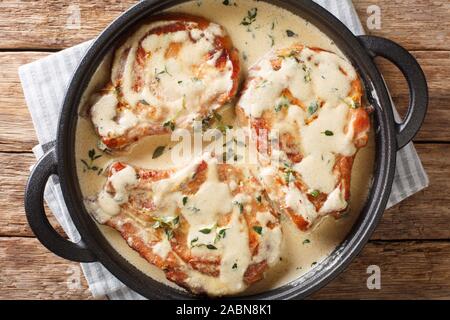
[358,35,428,150]
[24,147,96,262]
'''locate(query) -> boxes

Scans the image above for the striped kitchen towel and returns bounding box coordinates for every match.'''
[18,0,428,300]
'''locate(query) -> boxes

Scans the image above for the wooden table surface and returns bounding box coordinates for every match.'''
[0,0,449,300]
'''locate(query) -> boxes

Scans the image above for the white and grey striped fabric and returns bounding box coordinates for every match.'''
[18,0,428,300]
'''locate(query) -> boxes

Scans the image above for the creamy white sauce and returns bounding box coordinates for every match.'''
[239,48,356,118]
[152,237,172,259]
[91,19,235,139]
[293,152,336,194]
[85,163,138,223]
[236,40,361,226]
[75,0,374,296]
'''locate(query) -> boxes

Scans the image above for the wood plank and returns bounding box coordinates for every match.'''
[0,0,447,50]
[372,143,450,240]
[312,241,450,299]
[1,143,449,239]
[375,51,450,142]
[354,0,449,51]
[0,52,47,152]
[1,237,449,299]
[0,50,449,153]
[0,152,65,237]
[0,237,93,299]
[0,0,134,50]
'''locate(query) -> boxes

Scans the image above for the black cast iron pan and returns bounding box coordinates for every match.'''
[24,0,428,299]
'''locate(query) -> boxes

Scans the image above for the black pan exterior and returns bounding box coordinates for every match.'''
[23,0,427,299]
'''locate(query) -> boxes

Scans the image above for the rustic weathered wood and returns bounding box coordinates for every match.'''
[1,237,449,299]
[0,237,94,299]
[375,51,450,142]
[0,50,448,153]
[372,143,450,240]
[312,241,450,299]
[1,143,448,239]
[0,52,47,152]
[0,1,448,50]
[0,152,66,237]
[355,0,449,50]
[0,0,449,301]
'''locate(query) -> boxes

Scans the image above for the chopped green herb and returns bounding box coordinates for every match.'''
[206,244,217,250]
[152,145,166,159]
[232,263,238,269]
[88,149,102,161]
[199,227,213,234]
[322,130,334,136]
[240,8,258,27]
[214,228,228,244]
[303,65,312,83]
[342,97,360,109]
[253,226,263,235]
[188,206,200,213]
[256,79,270,89]
[212,110,222,122]
[177,80,183,84]
[286,29,297,37]
[152,216,179,240]
[233,201,244,214]
[307,101,319,115]
[182,196,188,206]
[274,96,290,112]
[165,229,174,240]
[164,65,172,76]
[303,239,311,245]
[218,228,227,239]
[201,114,213,131]
[190,237,199,246]
[152,216,179,229]
[222,0,236,6]
[139,99,149,105]
[310,190,320,197]
[218,125,232,135]
[163,120,175,131]
[97,140,108,152]
[256,195,262,203]
[311,261,317,267]
[81,148,103,174]
[284,166,295,183]
[268,34,275,47]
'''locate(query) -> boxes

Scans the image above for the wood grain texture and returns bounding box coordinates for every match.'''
[0,237,94,299]
[355,0,450,50]
[0,0,134,50]
[0,1,448,50]
[1,237,449,299]
[312,241,450,299]
[0,52,47,152]
[0,152,66,237]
